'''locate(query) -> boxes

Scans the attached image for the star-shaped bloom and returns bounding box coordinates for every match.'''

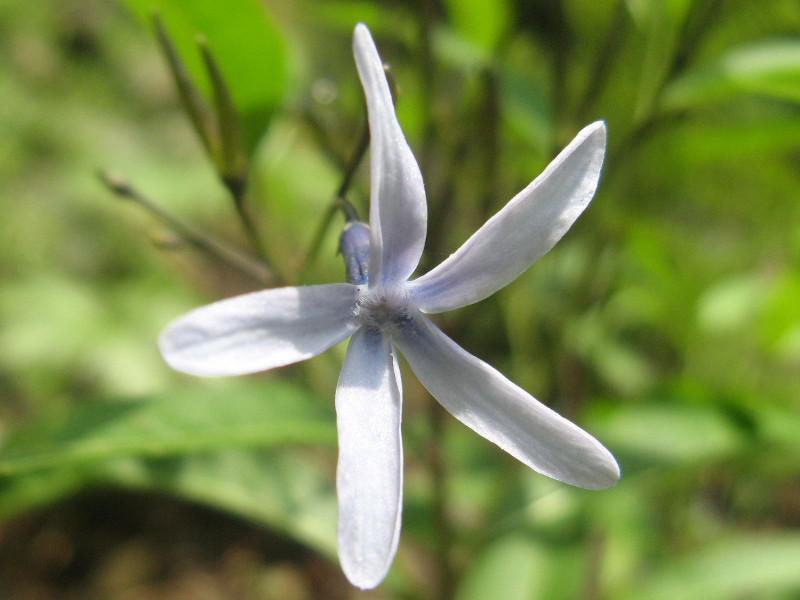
[159,23,620,589]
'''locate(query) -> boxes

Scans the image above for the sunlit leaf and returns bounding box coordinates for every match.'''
[696,274,767,334]
[663,40,800,109]
[455,534,549,600]
[108,450,339,558]
[118,0,288,148]
[626,0,693,119]
[758,406,800,453]
[442,0,512,55]
[592,404,744,465]
[0,451,339,559]
[0,380,335,476]
[0,467,86,520]
[621,534,800,600]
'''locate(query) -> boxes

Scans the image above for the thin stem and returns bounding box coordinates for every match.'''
[299,119,370,280]
[335,122,370,202]
[231,194,272,274]
[152,13,217,159]
[581,530,607,600]
[194,37,273,272]
[300,106,349,171]
[99,171,274,286]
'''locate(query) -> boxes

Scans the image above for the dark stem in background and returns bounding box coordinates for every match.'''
[417,2,459,599]
[99,171,274,286]
[575,0,629,123]
[604,0,722,179]
[300,107,349,172]
[671,0,726,76]
[581,530,608,600]
[549,3,571,151]
[418,0,438,187]
[477,68,501,217]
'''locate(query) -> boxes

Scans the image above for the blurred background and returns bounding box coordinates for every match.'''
[2,0,800,598]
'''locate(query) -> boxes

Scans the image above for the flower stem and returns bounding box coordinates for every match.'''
[98,171,274,286]
[299,121,369,279]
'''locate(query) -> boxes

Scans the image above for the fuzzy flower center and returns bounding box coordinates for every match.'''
[354,285,415,331]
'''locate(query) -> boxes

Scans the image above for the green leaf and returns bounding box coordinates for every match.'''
[442,0,512,55]
[696,275,767,334]
[626,0,693,120]
[0,450,339,559]
[622,534,800,600]
[109,451,339,558]
[592,404,744,465]
[758,406,800,452]
[663,40,800,109]
[118,0,288,148]
[0,380,336,476]
[0,466,87,521]
[152,13,218,159]
[454,534,550,600]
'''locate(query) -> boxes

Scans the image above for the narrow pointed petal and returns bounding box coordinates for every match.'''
[336,327,403,589]
[353,23,427,286]
[409,122,606,313]
[159,284,360,376]
[393,314,620,489]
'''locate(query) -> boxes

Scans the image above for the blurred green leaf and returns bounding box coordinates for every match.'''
[565,310,657,395]
[118,0,288,148]
[0,466,86,521]
[499,66,552,155]
[622,534,800,600]
[0,450,339,559]
[0,380,335,476]
[627,0,693,120]
[110,450,339,558]
[760,272,800,359]
[454,534,549,600]
[696,274,767,334]
[663,40,800,109]
[442,0,512,55]
[593,404,744,465]
[758,406,800,452]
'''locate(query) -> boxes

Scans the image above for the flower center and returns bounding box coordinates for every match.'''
[354,285,414,332]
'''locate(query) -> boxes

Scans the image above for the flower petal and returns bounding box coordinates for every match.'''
[393,313,620,489]
[409,121,606,313]
[159,284,360,376]
[335,327,403,589]
[353,23,427,286]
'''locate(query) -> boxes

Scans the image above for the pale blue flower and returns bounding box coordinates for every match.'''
[159,23,619,589]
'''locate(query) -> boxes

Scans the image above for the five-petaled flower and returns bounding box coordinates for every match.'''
[159,23,620,590]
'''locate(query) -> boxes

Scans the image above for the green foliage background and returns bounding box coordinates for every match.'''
[1,0,800,598]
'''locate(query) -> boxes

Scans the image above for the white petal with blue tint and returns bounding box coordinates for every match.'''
[393,313,620,489]
[335,327,403,589]
[160,24,619,591]
[159,284,360,376]
[409,121,606,313]
[354,23,427,286]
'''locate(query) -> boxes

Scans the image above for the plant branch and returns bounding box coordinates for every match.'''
[99,171,274,286]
